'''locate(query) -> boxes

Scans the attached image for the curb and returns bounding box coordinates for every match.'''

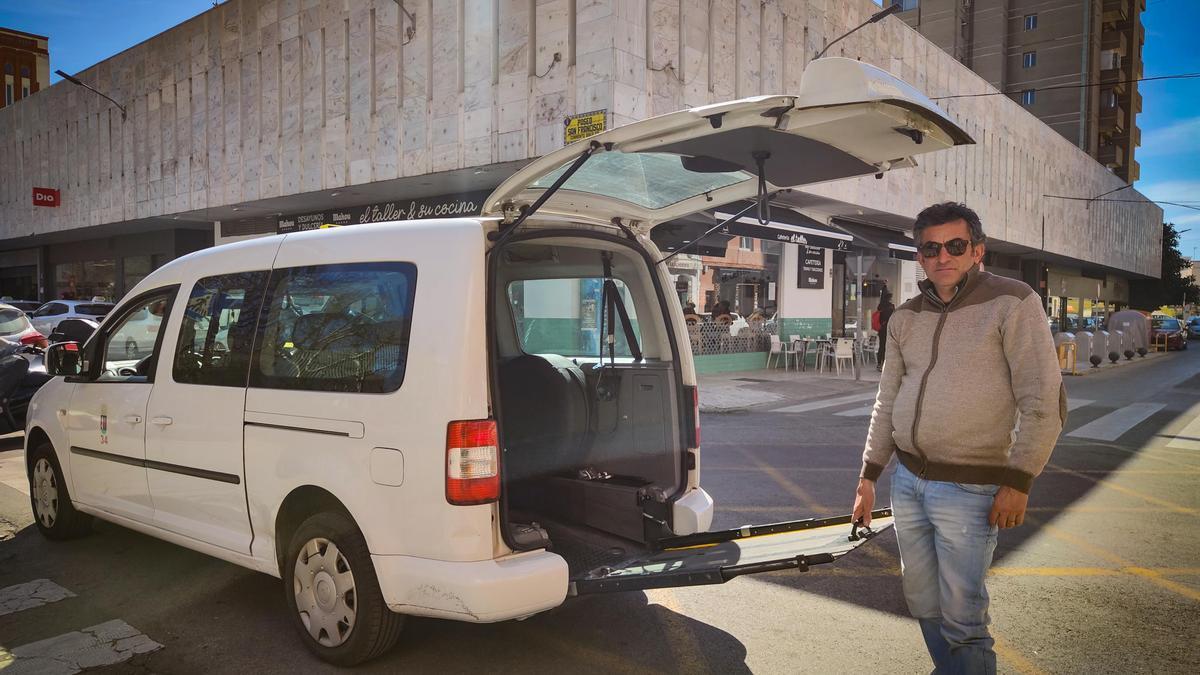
[1062,349,1171,376]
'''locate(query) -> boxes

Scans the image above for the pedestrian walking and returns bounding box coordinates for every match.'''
[850,202,1066,674]
[875,291,895,370]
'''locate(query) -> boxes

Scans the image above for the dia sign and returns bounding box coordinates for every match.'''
[33,187,60,207]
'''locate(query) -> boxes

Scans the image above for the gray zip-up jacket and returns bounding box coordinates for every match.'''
[860,268,1066,493]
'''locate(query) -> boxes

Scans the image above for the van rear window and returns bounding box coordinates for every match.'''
[250,262,417,394]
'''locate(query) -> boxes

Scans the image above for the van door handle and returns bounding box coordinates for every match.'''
[124,414,143,424]
[151,416,174,426]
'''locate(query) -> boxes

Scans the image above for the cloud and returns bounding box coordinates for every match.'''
[1140,117,1200,158]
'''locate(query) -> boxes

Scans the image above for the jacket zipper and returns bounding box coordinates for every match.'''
[909,293,950,478]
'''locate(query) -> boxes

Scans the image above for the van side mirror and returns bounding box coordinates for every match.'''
[45,342,83,377]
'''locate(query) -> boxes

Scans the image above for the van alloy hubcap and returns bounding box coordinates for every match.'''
[32,459,58,528]
[294,537,357,647]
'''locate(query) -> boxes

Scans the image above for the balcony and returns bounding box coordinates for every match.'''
[1101,29,1129,55]
[1100,104,1126,133]
[1133,90,1143,114]
[1098,145,1124,169]
[1103,0,1130,23]
[1100,63,1131,93]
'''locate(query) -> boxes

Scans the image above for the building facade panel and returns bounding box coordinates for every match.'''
[0,0,1159,282]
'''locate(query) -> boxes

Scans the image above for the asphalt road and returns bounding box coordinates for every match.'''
[0,349,1197,674]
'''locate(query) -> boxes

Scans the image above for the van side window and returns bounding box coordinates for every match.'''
[173,271,269,387]
[95,289,177,383]
[249,262,417,394]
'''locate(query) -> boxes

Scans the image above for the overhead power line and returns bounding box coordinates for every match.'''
[934,73,1200,100]
[1043,195,1200,212]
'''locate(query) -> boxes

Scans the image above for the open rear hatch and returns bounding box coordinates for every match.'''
[481,57,972,232]
[572,509,894,594]
[487,57,966,590]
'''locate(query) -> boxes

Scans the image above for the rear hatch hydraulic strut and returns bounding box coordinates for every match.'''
[487,140,604,252]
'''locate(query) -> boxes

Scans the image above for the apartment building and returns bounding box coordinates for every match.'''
[894,0,1145,182]
[0,27,49,110]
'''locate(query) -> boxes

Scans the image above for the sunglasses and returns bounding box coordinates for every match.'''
[918,238,973,259]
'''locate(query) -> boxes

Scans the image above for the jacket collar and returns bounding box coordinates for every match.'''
[919,266,984,310]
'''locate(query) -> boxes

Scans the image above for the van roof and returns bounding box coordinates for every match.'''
[141,217,490,293]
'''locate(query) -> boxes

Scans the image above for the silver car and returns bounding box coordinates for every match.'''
[29,300,115,338]
[0,302,48,347]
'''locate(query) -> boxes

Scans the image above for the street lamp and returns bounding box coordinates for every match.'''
[54,69,127,120]
[814,3,903,60]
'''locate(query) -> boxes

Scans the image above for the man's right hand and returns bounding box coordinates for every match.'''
[852,478,876,526]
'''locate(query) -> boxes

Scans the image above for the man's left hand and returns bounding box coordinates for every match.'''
[989,486,1028,529]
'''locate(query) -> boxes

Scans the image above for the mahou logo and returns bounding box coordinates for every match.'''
[33,187,60,207]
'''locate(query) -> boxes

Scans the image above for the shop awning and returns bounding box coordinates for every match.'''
[714,205,852,251]
[830,219,917,260]
[650,216,735,258]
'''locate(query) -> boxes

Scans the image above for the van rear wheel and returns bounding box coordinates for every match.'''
[283,511,403,665]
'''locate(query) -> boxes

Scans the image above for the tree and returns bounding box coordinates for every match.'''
[1129,223,1199,310]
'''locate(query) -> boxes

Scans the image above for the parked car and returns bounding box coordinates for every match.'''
[1150,317,1188,351]
[28,300,114,338]
[1187,317,1200,339]
[26,58,971,665]
[108,300,169,359]
[1,299,42,314]
[0,302,48,348]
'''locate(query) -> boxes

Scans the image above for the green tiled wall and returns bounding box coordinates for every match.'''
[776,317,834,340]
[694,352,769,374]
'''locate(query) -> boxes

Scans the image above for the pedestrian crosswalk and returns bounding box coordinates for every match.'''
[774,393,1175,444]
[1066,403,1167,442]
[0,579,161,673]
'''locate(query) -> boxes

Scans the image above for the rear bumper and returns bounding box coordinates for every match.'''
[373,549,569,622]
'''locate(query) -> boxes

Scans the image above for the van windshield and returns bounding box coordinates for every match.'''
[507,278,641,357]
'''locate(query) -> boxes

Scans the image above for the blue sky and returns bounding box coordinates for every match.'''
[1135,0,1200,255]
[3,0,1196,252]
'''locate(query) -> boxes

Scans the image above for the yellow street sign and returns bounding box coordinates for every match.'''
[564,109,607,145]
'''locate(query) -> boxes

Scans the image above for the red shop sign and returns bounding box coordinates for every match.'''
[33,187,60,207]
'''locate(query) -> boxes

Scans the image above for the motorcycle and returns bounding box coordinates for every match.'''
[0,318,98,435]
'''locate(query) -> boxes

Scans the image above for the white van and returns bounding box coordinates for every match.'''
[25,58,970,665]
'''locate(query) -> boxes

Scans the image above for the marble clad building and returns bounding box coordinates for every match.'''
[0,1,1163,357]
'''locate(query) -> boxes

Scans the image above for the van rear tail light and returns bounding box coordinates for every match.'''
[446,420,500,505]
[685,385,700,448]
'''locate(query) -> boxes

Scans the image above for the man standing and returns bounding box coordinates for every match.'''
[851,202,1065,674]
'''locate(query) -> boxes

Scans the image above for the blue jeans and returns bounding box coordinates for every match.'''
[890,461,999,675]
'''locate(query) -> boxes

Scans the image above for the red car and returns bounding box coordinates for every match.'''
[1150,317,1188,351]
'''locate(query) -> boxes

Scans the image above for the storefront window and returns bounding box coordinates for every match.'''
[837,253,900,337]
[123,255,164,296]
[56,260,117,301]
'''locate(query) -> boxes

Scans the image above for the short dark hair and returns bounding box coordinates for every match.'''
[913,202,985,244]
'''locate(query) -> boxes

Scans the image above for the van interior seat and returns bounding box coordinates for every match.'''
[498,353,591,484]
[284,313,407,381]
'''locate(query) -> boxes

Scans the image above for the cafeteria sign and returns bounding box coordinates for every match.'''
[564,109,606,145]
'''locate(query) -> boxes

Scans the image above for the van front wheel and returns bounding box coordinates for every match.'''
[28,442,92,540]
[283,511,403,665]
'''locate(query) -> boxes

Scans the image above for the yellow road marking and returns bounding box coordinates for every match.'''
[1044,463,1198,514]
[1029,517,1200,602]
[721,504,1180,515]
[1122,567,1200,602]
[989,567,1122,577]
[1151,568,1200,576]
[993,633,1049,675]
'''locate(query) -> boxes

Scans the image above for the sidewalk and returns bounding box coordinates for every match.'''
[698,348,1179,412]
[698,363,882,413]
